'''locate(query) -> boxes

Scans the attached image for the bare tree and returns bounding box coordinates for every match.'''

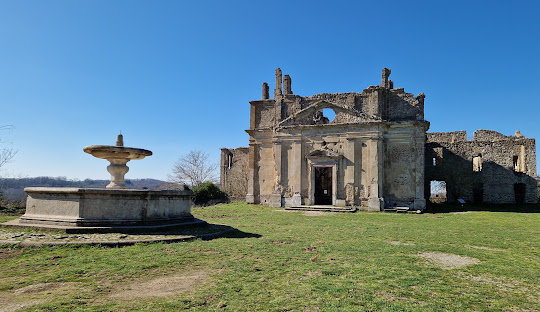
[169,150,218,187]
[0,125,17,170]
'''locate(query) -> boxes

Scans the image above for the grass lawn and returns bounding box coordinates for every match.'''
[0,203,539,311]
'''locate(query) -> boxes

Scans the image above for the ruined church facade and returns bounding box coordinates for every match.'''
[221,68,537,210]
[223,68,429,211]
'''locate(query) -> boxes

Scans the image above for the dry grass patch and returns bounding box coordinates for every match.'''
[389,241,415,246]
[0,248,22,260]
[0,282,82,312]
[302,211,327,216]
[417,252,480,270]
[110,270,209,300]
[466,245,505,252]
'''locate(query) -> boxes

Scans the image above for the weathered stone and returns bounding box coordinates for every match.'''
[283,75,292,95]
[223,68,428,211]
[262,82,269,100]
[274,68,282,97]
[426,130,537,204]
[220,147,249,201]
[83,134,152,189]
[221,68,537,210]
[19,187,193,227]
[6,135,197,232]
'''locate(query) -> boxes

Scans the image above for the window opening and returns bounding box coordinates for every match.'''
[513,156,519,172]
[473,155,482,172]
[322,108,336,123]
[429,180,447,203]
[228,154,233,169]
[433,148,443,167]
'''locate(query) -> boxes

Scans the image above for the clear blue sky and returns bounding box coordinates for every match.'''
[1,0,539,181]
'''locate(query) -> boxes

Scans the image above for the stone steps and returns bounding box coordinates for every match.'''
[383,206,422,213]
[285,205,357,213]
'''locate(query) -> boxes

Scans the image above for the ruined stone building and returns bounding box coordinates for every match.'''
[220,68,538,210]
[426,130,537,204]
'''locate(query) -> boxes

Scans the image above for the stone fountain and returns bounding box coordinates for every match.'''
[4,135,200,233]
[83,134,152,189]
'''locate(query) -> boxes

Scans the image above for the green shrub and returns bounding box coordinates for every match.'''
[192,182,229,206]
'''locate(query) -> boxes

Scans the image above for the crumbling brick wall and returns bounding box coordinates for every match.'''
[249,68,424,132]
[425,130,537,204]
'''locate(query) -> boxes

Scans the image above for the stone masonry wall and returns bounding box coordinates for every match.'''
[220,147,249,200]
[426,130,537,204]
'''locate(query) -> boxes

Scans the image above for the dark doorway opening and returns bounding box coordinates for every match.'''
[314,167,332,205]
[473,183,484,204]
[514,183,526,204]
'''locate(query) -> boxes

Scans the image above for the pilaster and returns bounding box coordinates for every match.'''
[368,137,384,211]
[269,141,283,207]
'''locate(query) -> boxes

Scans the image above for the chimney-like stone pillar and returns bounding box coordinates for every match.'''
[381,68,391,89]
[283,74,292,95]
[274,68,282,97]
[262,82,269,99]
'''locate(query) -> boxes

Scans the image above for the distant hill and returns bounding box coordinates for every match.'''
[0,177,168,201]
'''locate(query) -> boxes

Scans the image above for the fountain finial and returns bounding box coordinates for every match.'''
[116,134,124,147]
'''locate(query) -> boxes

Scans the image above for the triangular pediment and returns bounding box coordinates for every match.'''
[277,100,376,128]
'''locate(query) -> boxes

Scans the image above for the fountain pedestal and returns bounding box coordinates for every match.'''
[19,187,194,229]
[106,159,130,189]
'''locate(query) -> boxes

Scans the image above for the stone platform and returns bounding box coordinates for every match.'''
[5,187,196,233]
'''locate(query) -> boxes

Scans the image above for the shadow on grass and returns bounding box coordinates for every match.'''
[109,224,261,239]
[425,203,540,213]
[220,228,262,239]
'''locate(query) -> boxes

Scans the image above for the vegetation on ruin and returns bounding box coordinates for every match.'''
[1,203,539,311]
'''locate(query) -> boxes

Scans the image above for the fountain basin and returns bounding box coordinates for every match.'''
[83,145,152,160]
[12,187,195,232]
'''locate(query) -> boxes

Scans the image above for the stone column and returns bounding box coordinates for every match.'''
[262,82,269,100]
[367,137,384,211]
[274,68,282,98]
[381,68,391,89]
[283,75,292,95]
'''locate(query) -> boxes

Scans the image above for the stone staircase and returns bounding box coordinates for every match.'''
[383,206,423,213]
